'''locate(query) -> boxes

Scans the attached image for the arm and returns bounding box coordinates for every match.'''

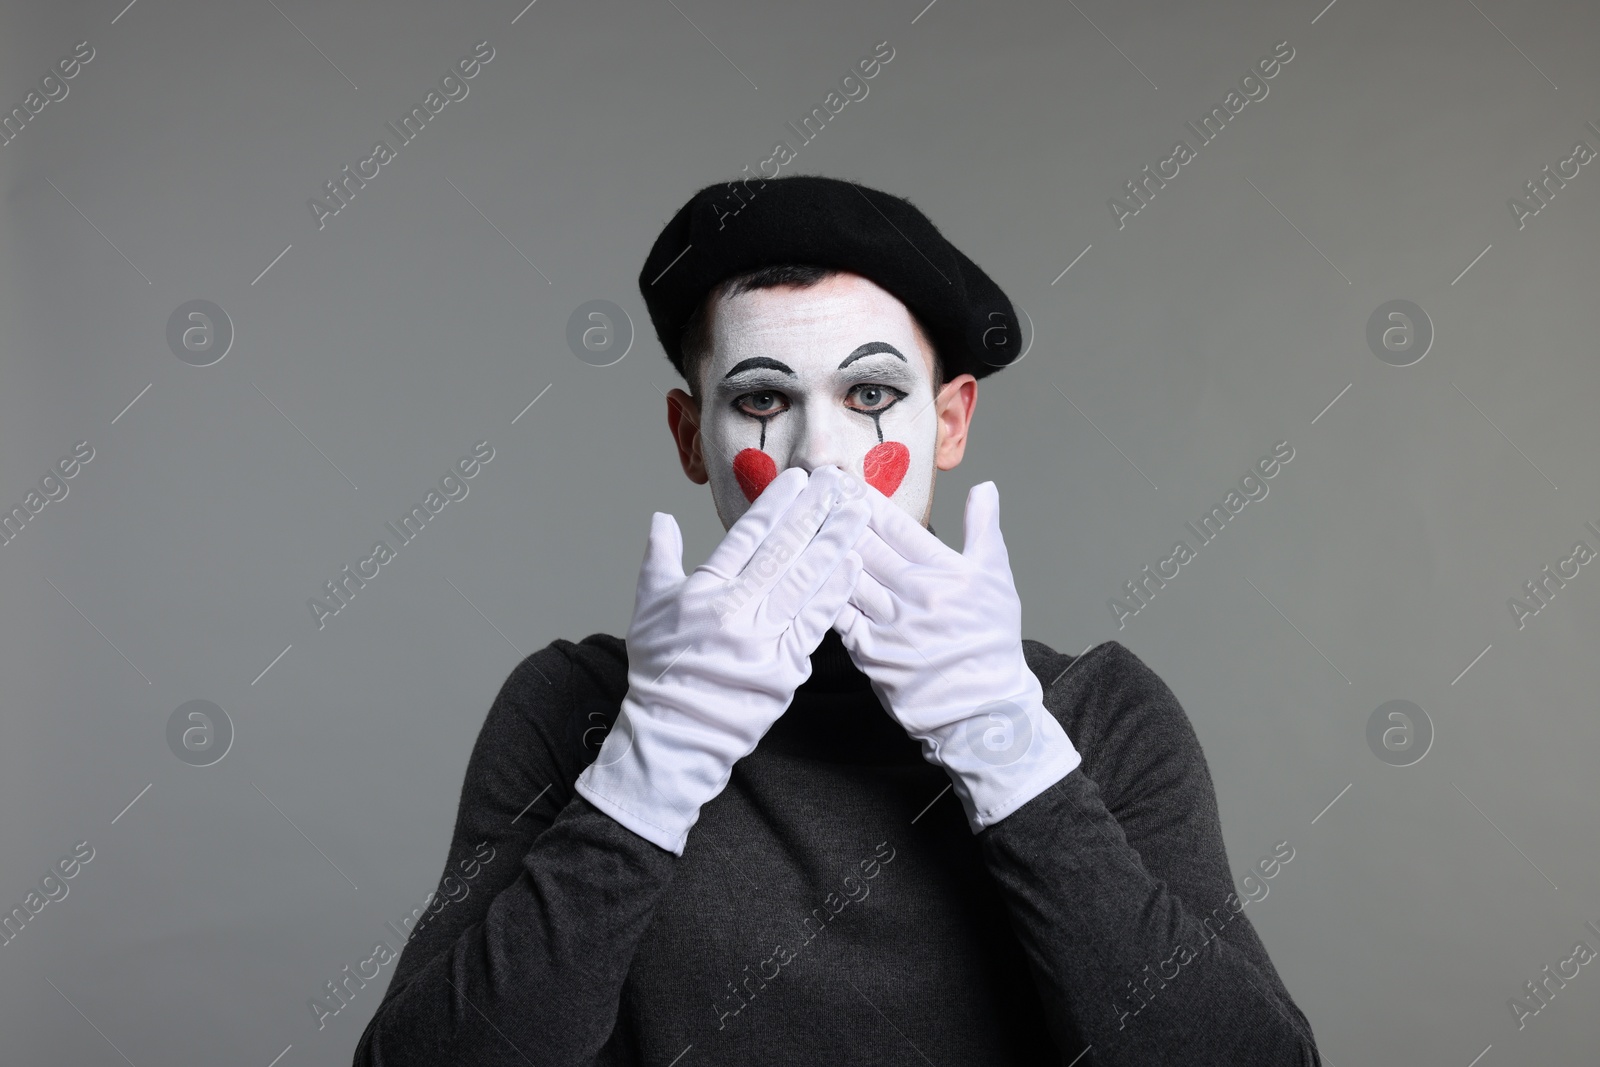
[977,641,1320,1066]
[831,478,1317,1062]
[351,642,679,1067]
[355,466,868,1065]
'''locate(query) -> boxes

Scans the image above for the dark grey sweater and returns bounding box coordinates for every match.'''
[352,629,1320,1066]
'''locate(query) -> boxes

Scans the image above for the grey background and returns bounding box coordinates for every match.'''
[2,0,1597,1063]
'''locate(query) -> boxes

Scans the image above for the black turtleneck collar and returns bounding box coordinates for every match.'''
[762,628,926,765]
[796,628,873,693]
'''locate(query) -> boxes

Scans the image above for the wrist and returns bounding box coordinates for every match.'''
[574,699,716,857]
[573,773,693,855]
[931,696,1082,833]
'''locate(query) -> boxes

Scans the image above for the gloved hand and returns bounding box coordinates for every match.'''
[833,476,1081,833]
[575,465,869,855]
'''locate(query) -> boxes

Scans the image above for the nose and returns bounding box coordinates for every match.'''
[785,403,851,475]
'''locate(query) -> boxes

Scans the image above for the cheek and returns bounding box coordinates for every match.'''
[868,395,937,506]
[702,413,771,506]
[732,449,778,502]
[863,442,909,496]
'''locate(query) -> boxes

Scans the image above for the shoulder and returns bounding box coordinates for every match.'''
[1023,638,1212,804]
[462,633,630,813]
[1023,637,1179,726]
[492,630,629,740]
[496,632,629,713]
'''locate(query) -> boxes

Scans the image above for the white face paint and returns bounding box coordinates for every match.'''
[695,272,940,530]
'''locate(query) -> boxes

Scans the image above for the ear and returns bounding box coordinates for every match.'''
[933,374,978,470]
[666,388,709,484]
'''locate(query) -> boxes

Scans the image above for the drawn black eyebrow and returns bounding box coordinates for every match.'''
[722,356,795,380]
[838,342,906,369]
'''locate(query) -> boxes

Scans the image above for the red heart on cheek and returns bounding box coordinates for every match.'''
[863,442,909,497]
[732,449,778,502]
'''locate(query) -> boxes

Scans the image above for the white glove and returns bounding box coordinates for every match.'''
[575,465,869,855]
[833,477,1081,833]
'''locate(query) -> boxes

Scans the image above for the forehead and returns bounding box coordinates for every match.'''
[704,272,934,378]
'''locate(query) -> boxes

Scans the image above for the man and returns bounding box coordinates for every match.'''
[353,176,1321,1065]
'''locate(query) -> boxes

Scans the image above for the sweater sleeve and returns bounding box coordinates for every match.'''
[351,638,675,1067]
[977,641,1321,1066]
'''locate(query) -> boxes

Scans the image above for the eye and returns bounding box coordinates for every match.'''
[734,390,789,418]
[846,383,906,414]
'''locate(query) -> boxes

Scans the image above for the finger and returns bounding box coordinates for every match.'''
[829,463,875,510]
[637,511,685,597]
[716,465,853,585]
[833,599,860,635]
[701,465,810,578]
[762,495,869,624]
[730,465,853,590]
[852,525,921,590]
[786,549,863,654]
[860,476,957,567]
[844,567,894,625]
[961,481,1008,568]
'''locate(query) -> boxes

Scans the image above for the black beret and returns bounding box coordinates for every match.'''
[637,174,1023,383]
